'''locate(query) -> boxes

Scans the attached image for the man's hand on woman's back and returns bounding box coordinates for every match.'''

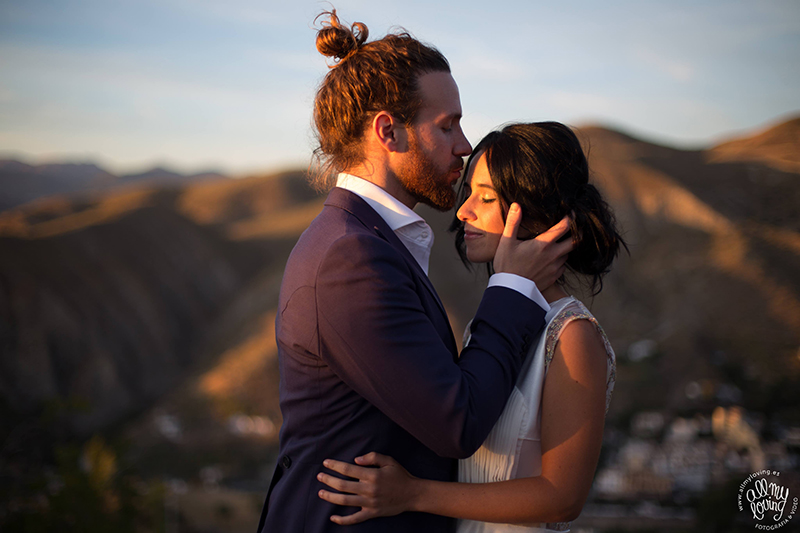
[493,203,573,290]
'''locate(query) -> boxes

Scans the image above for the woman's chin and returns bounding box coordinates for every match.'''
[466,250,494,264]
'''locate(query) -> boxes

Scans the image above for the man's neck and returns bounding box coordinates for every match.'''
[346,164,417,210]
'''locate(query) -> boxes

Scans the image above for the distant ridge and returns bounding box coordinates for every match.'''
[709,114,800,172]
[119,166,226,185]
[0,160,228,212]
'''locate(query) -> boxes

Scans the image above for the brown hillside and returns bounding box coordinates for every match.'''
[573,123,800,419]
[0,160,226,212]
[708,115,800,173]
[0,171,321,436]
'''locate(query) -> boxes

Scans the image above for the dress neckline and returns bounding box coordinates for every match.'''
[543,296,575,321]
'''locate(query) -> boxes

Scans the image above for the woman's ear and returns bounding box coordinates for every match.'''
[371,111,408,153]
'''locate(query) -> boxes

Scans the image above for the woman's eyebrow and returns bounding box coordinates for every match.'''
[475,183,495,190]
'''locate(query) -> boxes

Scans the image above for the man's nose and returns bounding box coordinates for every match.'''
[454,127,471,157]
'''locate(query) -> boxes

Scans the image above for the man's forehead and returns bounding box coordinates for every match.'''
[416,71,462,117]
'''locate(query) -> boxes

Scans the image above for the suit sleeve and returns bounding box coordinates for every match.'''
[314,232,546,458]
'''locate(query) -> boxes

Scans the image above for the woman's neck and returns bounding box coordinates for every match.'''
[541,284,569,304]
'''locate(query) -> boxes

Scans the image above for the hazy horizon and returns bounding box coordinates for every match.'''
[1,112,798,178]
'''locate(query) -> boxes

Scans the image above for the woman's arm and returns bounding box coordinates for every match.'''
[317,319,609,525]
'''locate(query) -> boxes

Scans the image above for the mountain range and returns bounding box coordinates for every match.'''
[1,115,798,458]
[0,160,226,212]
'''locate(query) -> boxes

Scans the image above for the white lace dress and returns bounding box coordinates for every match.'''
[457,296,616,533]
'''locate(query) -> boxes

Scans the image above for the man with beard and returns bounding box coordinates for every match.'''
[256,11,572,533]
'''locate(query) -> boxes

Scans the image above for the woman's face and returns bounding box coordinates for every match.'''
[456,151,506,263]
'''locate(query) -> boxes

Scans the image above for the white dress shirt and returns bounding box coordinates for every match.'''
[335,173,549,311]
[337,173,434,275]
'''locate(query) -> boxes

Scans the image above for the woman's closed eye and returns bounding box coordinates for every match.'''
[480,196,497,204]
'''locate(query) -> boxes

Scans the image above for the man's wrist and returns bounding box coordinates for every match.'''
[488,273,550,311]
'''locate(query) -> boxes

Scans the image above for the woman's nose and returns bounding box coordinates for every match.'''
[457,202,474,221]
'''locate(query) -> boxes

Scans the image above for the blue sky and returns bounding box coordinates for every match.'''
[0,0,798,174]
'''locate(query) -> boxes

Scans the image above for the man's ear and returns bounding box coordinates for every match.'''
[371,111,408,153]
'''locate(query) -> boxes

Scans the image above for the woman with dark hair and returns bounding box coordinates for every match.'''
[453,122,622,296]
[316,121,626,532]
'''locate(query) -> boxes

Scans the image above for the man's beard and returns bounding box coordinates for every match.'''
[397,134,459,211]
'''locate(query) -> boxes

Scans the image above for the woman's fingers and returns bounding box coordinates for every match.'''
[318,489,364,507]
[331,509,374,526]
[318,453,413,522]
[354,452,396,467]
[322,458,374,480]
[317,472,364,494]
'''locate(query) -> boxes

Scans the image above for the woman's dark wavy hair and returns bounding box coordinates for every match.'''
[451,121,627,295]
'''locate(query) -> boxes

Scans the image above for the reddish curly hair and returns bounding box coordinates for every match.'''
[311,10,450,189]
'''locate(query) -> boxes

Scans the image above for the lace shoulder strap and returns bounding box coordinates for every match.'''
[543,300,617,413]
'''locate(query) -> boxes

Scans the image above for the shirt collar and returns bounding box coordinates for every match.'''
[335,173,425,231]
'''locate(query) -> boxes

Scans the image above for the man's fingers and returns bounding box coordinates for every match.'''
[502,203,522,240]
[552,236,574,258]
[555,262,568,281]
[553,251,569,276]
[536,216,571,243]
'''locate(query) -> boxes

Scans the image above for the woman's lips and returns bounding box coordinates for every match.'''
[463,230,483,240]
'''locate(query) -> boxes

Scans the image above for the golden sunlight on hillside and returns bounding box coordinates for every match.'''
[710,230,800,335]
[198,311,278,410]
[753,222,800,255]
[613,161,800,337]
[625,165,732,234]
[709,116,800,173]
[228,200,325,240]
[0,188,156,238]
[177,175,289,226]
[176,170,317,230]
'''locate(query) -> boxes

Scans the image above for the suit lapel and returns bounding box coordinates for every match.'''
[324,188,451,330]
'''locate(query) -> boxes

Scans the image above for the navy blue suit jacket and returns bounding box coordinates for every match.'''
[257,188,546,532]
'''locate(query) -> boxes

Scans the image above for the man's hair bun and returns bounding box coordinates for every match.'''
[310,8,450,190]
[315,10,368,64]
